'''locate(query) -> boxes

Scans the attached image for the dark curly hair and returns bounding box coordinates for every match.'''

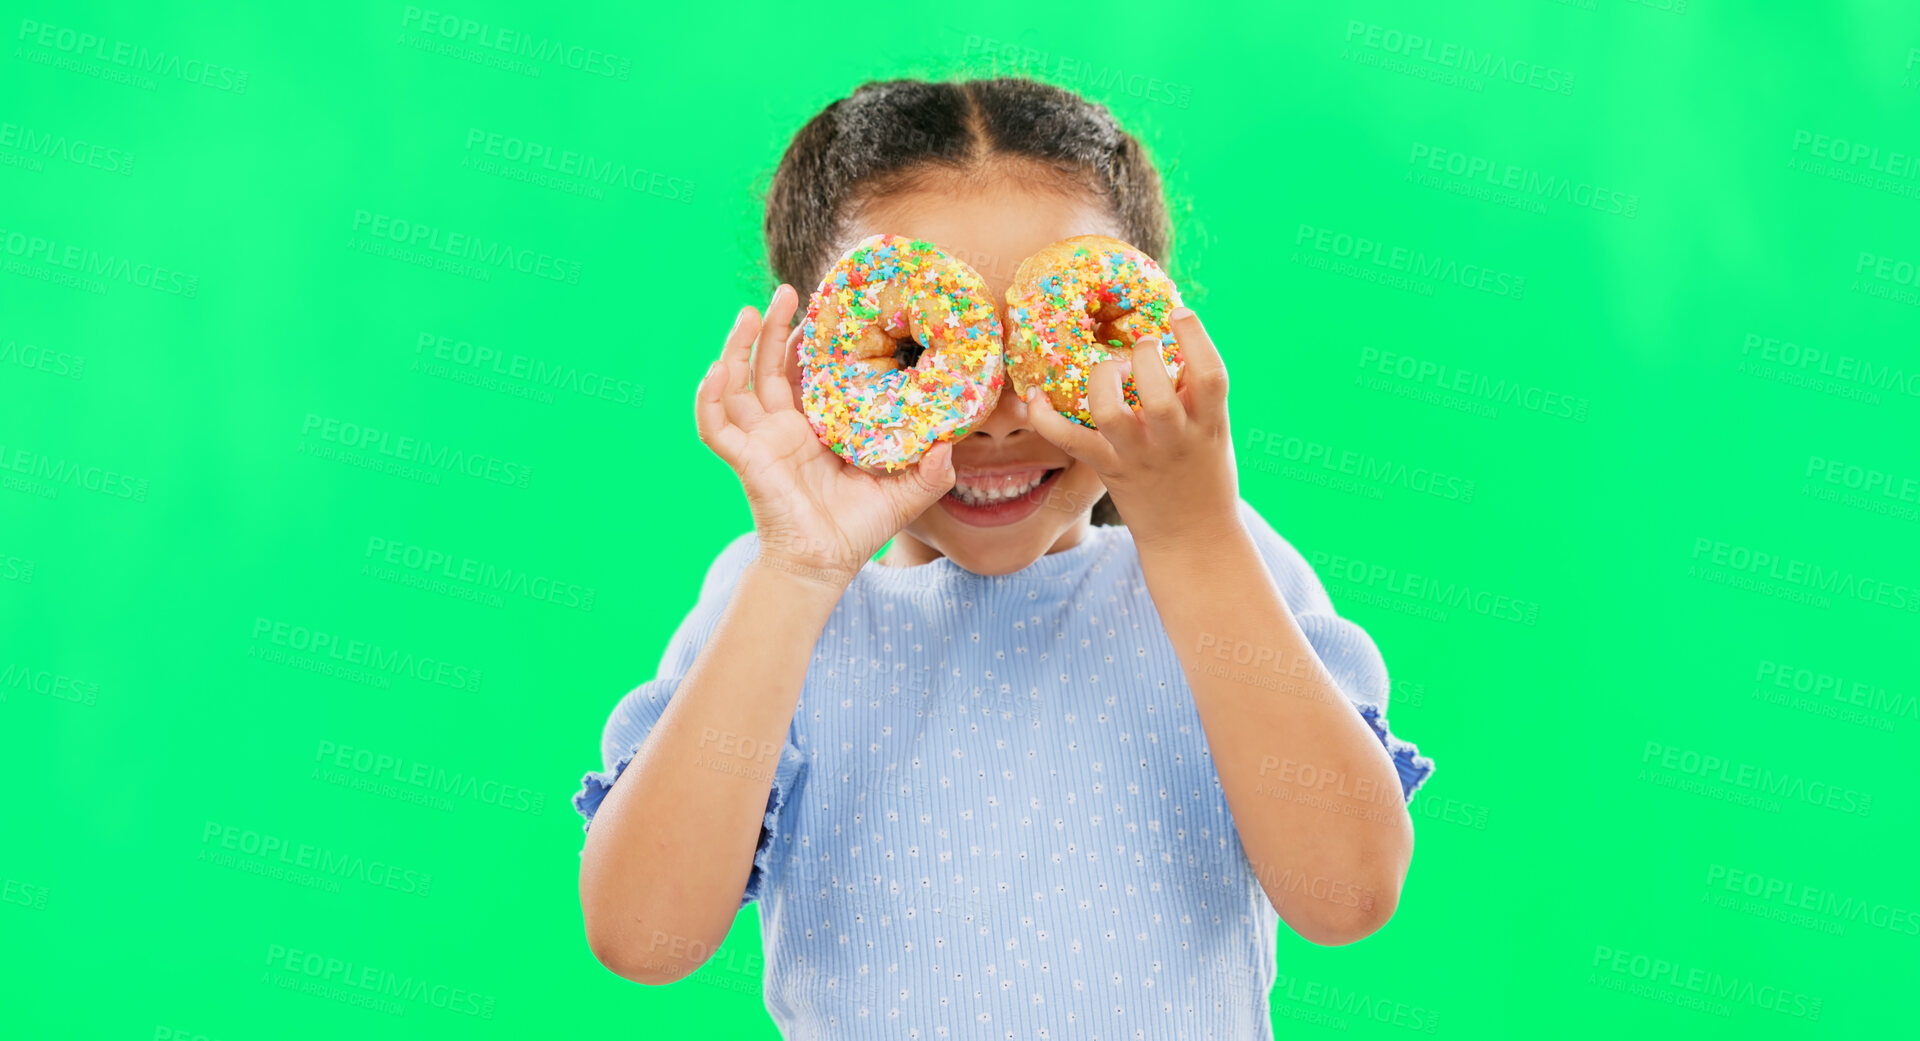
[764,77,1175,527]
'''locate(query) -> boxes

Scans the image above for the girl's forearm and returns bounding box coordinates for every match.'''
[1137,519,1414,946]
[579,558,847,983]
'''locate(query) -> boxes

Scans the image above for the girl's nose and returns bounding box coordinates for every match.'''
[961,377,1038,442]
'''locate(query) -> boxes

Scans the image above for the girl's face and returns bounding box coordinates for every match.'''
[837,170,1128,575]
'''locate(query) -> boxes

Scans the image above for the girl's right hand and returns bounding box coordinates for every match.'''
[694,284,957,584]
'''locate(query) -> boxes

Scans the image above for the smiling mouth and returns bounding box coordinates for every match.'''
[945,468,1064,507]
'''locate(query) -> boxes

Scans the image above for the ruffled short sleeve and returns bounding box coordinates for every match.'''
[1234,499,1435,801]
[572,532,809,907]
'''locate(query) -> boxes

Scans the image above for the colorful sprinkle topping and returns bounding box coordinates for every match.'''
[1004,236,1185,428]
[798,235,1006,473]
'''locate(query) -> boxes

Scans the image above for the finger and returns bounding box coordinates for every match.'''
[722,306,759,396]
[1128,334,1184,430]
[784,326,806,412]
[867,443,956,537]
[753,285,799,412]
[693,358,749,466]
[1023,385,1122,473]
[905,439,956,501]
[718,305,767,428]
[1168,307,1228,425]
[864,440,954,526]
[1085,357,1145,452]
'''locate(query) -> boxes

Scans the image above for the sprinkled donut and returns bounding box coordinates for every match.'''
[798,235,1006,473]
[1004,235,1185,427]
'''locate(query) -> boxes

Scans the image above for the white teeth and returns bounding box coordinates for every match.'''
[950,470,1050,507]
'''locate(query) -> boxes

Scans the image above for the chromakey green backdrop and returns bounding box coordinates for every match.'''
[3,0,1917,1037]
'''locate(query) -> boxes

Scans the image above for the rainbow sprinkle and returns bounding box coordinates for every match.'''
[1004,235,1185,428]
[798,235,1006,473]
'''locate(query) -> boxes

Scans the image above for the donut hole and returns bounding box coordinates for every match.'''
[893,337,928,370]
[1090,321,1137,353]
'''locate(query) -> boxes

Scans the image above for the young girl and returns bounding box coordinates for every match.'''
[575,77,1434,1039]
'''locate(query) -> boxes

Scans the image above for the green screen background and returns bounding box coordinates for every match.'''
[4,1,1915,1037]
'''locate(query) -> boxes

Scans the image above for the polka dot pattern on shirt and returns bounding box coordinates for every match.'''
[576,499,1433,1040]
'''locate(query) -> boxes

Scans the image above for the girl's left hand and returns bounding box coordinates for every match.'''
[1024,307,1242,549]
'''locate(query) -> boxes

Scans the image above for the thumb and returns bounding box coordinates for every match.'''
[891,440,955,508]
[915,440,955,493]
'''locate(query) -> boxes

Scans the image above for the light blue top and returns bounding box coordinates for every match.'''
[576,498,1433,1040]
